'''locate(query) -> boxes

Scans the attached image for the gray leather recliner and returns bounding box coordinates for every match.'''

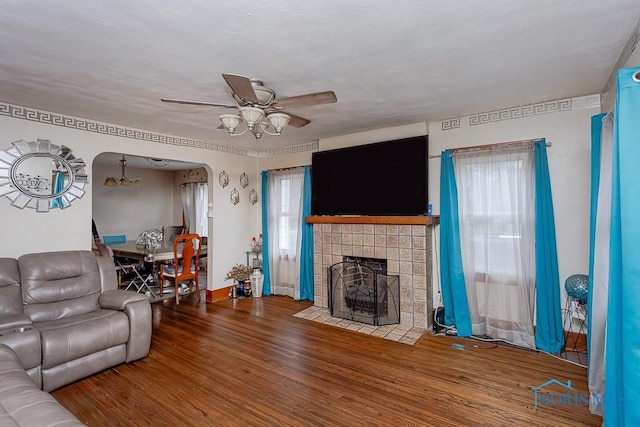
[0,250,152,392]
[0,343,84,426]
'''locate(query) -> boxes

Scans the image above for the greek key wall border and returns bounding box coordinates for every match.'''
[258,141,319,157]
[468,99,573,126]
[441,118,461,131]
[0,102,263,157]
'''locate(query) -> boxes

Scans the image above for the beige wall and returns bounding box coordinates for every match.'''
[262,99,599,309]
[428,101,599,307]
[92,162,177,239]
[319,122,427,151]
[0,89,606,299]
[257,152,312,171]
[256,151,313,231]
[0,113,260,292]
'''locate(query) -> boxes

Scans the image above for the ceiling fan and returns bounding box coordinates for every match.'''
[161,73,337,141]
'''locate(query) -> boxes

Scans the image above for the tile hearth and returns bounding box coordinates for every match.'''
[312,222,434,329]
[294,306,427,345]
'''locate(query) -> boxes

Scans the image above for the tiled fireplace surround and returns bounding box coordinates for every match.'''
[309,217,436,329]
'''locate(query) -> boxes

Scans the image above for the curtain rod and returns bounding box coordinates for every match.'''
[428,138,550,159]
[265,165,308,172]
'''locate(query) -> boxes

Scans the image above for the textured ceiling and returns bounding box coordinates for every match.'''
[1,0,639,151]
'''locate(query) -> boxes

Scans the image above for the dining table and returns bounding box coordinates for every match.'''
[96,240,207,297]
[105,240,207,262]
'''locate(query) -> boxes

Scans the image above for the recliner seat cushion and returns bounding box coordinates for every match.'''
[36,309,129,369]
[0,344,83,426]
[19,251,101,322]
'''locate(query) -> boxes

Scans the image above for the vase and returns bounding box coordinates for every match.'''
[236,280,246,297]
[250,270,264,297]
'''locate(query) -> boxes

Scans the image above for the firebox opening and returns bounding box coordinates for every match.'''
[328,256,400,326]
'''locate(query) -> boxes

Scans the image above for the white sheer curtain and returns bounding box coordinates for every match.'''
[266,168,304,299]
[453,146,536,348]
[589,113,613,416]
[181,183,208,237]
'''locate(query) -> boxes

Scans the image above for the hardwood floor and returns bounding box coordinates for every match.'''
[53,295,601,426]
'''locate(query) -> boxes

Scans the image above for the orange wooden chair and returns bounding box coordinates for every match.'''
[159,233,202,305]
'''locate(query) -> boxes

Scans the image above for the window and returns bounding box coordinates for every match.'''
[274,174,302,255]
[453,146,536,347]
[267,168,305,297]
[457,154,534,284]
[181,182,208,237]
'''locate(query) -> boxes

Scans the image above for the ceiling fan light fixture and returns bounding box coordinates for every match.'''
[266,112,290,135]
[255,87,275,105]
[164,74,334,141]
[232,79,276,106]
[238,106,264,130]
[220,114,242,134]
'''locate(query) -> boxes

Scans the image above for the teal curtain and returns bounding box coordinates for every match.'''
[605,66,640,426]
[261,171,271,296]
[50,171,64,208]
[299,166,314,301]
[533,139,563,354]
[439,150,472,336]
[588,113,606,358]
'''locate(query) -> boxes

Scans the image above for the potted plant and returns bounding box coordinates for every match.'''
[226,264,253,297]
[226,264,252,282]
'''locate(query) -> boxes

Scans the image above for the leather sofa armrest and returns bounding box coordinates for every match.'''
[123,299,152,362]
[0,342,20,363]
[0,313,33,332]
[99,290,148,310]
[99,290,152,363]
[0,344,85,426]
[96,255,118,293]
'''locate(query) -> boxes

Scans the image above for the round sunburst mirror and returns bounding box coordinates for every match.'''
[0,139,88,212]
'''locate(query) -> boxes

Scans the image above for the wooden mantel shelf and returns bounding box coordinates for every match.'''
[305,215,439,225]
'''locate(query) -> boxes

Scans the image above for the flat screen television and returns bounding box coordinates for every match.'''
[311,135,428,216]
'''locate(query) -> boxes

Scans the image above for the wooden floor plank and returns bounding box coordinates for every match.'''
[53,295,601,426]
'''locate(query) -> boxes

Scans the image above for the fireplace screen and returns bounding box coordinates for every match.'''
[328,258,400,326]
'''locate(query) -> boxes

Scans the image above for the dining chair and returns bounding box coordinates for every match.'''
[101,235,144,289]
[101,234,127,244]
[159,233,202,305]
[95,242,114,258]
[162,225,184,244]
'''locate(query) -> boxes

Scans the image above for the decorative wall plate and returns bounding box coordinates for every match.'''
[0,139,88,212]
[230,188,240,205]
[219,170,229,188]
[240,172,249,189]
[249,189,258,205]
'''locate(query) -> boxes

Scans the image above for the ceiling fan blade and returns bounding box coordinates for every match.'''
[222,73,258,103]
[161,98,237,109]
[275,91,337,109]
[286,112,311,128]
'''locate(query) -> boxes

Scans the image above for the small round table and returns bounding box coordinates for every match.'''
[561,274,589,365]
